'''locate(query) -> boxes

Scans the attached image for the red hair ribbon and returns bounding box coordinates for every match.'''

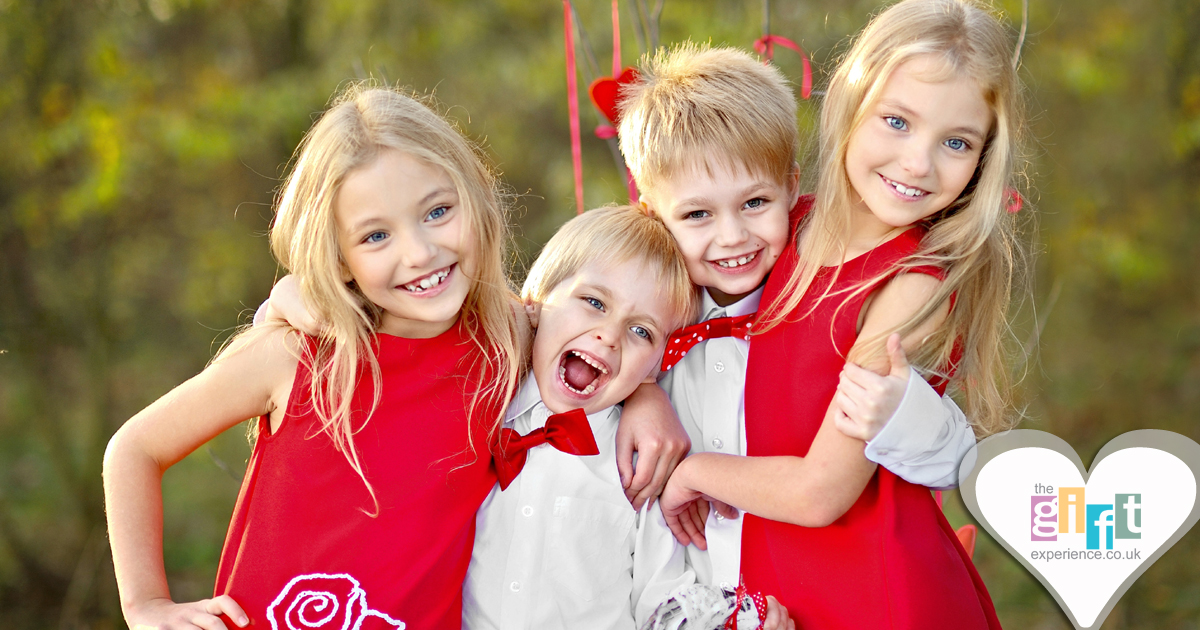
[1006,188,1023,214]
[753,34,812,100]
[564,1,584,214]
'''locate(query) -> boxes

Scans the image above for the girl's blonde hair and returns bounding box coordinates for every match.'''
[264,84,524,507]
[760,0,1027,437]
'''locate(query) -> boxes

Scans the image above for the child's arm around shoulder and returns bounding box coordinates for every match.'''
[102,325,301,629]
[618,382,691,510]
[834,335,975,489]
[659,272,949,533]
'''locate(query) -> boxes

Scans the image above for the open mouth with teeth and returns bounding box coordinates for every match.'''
[557,350,610,397]
[881,175,928,199]
[714,250,759,269]
[402,264,454,293]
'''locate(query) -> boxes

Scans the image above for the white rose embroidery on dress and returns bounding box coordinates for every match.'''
[266,573,405,630]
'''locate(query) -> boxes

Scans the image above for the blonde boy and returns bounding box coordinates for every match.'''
[619,44,977,620]
[462,206,700,629]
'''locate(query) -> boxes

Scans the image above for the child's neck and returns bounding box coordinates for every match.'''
[706,278,769,308]
[831,200,913,265]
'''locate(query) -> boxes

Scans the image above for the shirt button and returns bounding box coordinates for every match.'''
[522,505,534,517]
[711,437,724,449]
[714,361,725,373]
[716,512,725,521]
[510,581,521,592]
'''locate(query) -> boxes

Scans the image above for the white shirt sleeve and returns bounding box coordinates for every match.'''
[863,367,976,490]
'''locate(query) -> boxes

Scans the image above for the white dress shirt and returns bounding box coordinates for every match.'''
[637,287,977,624]
[464,377,674,630]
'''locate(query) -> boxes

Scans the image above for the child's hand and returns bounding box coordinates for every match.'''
[617,382,691,510]
[762,595,796,630]
[265,274,324,335]
[833,334,910,442]
[125,595,249,630]
[657,461,710,549]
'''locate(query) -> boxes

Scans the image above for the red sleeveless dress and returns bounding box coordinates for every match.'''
[213,322,499,630]
[741,197,1001,629]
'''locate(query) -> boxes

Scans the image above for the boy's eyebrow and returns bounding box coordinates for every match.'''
[671,182,777,211]
[578,282,614,301]
[671,194,713,210]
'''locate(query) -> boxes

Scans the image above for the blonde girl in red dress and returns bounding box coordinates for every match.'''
[659,1,1026,627]
[103,85,527,630]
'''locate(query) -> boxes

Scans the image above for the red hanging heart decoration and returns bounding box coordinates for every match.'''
[956,524,978,559]
[588,67,639,126]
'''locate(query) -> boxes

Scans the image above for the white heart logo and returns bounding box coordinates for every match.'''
[959,430,1200,630]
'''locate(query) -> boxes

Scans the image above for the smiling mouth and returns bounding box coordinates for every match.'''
[558,350,610,396]
[401,264,454,293]
[880,175,929,199]
[712,250,759,269]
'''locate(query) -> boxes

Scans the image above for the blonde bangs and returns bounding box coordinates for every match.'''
[522,205,699,333]
[618,42,799,196]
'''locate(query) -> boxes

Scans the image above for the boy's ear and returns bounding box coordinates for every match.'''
[523,297,542,329]
[787,162,802,207]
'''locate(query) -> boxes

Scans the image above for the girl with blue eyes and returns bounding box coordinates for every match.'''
[104,85,528,630]
[658,0,1026,627]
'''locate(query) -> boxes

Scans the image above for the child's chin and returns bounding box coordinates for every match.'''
[541,381,607,415]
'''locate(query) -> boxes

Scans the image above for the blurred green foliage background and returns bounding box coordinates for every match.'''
[1,0,1199,627]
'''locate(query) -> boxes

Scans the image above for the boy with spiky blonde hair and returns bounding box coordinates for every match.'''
[621,43,977,624]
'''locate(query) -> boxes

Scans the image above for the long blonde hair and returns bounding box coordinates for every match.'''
[760,0,1028,437]
[262,84,524,506]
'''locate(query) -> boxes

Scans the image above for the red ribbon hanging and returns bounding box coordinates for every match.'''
[753,34,812,100]
[611,0,621,77]
[564,1,585,214]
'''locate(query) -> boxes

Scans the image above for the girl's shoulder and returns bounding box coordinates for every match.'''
[212,324,305,397]
[217,324,304,367]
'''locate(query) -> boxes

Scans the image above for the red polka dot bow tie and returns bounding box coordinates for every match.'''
[661,313,756,372]
[493,408,600,490]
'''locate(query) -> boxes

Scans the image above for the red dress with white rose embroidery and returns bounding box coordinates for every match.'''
[740,196,1001,629]
[213,322,499,630]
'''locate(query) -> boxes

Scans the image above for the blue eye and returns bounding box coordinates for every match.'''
[584,296,604,310]
[884,115,907,131]
[685,210,709,221]
[363,231,387,244]
[945,138,969,152]
[744,198,766,210]
[426,206,449,221]
[631,326,651,340]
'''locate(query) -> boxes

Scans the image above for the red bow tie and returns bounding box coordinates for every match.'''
[493,407,600,490]
[660,313,755,371]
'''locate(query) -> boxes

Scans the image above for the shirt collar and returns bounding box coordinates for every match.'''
[505,376,544,423]
[700,285,764,321]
